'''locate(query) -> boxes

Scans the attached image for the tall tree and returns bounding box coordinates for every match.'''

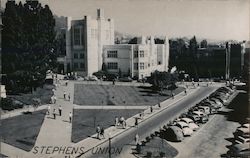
[2,0,56,93]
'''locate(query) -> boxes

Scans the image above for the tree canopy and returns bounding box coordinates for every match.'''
[2,0,56,94]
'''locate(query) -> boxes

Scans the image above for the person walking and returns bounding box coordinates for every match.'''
[135,133,139,145]
[150,106,153,113]
[58,105,62,116]
[69,112,72,123]
[158,102,161,108]
[47,105,51,115]
[184,89,187,95]
[115,116,119,127]
[63,91,66,100]
[96,125,101,140]
[134,117,138,128]
[53,109,56,119]
[100,127,105,139]
[68,93,71,101]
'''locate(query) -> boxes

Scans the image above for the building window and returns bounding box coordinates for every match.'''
[74,53,78,59]
[107,62,118,70]
[74,63,78,69]
[80,63,85,69]
[107,51,118,58]
[134,51,138,58]
[73,27,81,45]
[80,53,84,59]
[134,63,138,70]
[139,62,144,70]
[139,50,144,58]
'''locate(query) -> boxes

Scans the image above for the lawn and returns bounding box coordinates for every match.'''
[74,84,184,106]
[72,109,144,143]
[9,84,54,105]
[0,110,47,151]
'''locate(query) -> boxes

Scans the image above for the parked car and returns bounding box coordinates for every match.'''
[164,126,184,142]
[119,77,133,82]
[227,143,250,158]
[180,118,199,131]
[174,121,193,136]
[197,106,210,115]
[192,111,206,117]
[235,136,250,144]
[85,75,98,81]
[234,124,250,138]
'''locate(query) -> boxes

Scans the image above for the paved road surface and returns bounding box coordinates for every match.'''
[82,86,217,158]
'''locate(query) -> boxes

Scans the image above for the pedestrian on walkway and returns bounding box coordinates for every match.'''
[184,89,187,95]
[58,105,62,116]
[63,91,66,100]
[54,96,57,104]
[135,133,139,145]
[96,125,101,140]
[68,93,71,101]
[122,120,126,129]
[69,112,72,123]
[65,80,68,86]
[158,102,161,108]
[134,117,138,128]
[150,106,153,113]
[47,105,51,115]
[100,127,105,139]
[172,93,175,99]
[53,109,56,119]
[115,116,119,127]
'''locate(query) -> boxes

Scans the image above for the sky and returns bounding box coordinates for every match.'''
[2,0,250,41]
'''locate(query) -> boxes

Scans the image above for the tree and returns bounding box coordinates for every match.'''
[148,71,178,91]
[128,37,137,44]
[200,39,208,48]
[2,0,56,94]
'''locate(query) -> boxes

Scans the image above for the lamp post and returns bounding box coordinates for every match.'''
[108,133,112,158]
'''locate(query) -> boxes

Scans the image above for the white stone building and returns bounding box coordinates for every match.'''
[64,9,114,76]
[103,36,169,79]
[64,9,169,79]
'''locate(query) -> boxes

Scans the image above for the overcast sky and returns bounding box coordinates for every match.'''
[2,0,250,41]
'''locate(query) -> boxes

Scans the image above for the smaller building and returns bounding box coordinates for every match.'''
[103,36,169,79]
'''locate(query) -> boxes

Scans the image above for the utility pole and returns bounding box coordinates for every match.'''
[225,42,231,80]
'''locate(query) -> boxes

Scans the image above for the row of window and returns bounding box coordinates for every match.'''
[106,50,146,58]
[74,53,84,59]
[134,63,146,70]
[74,62,85,70]
[73,27,84,46]
[134,50,145,58]
[105,62,150,70]
[107,51,118,58]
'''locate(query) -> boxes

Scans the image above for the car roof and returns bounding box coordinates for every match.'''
[193,111,204,115]
[237,127,250,133]
[181,118,193,123]
[176,121,189,127]
[233,143,250,151]
[242,124,250,128]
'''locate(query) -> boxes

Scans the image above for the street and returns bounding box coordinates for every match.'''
[82,86,217,158]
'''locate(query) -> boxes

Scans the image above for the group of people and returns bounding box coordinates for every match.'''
[115,116,127,129]
[63,91,71,101]
[96,125,105,140]
[47,105,72,123]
